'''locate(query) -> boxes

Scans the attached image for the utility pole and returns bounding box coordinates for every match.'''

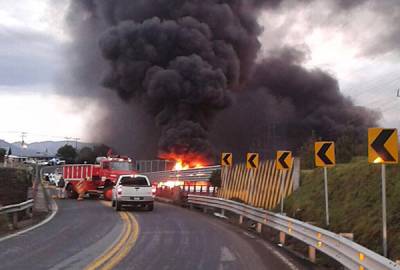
[21,132,27,148]
[64,137,71,145]
[73,137,80,150]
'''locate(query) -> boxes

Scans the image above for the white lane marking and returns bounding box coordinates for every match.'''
[218,246,236,270]
[0,199,58,243]
[220,246,236,262]
[242,231,256,239]
[257,240,300,270]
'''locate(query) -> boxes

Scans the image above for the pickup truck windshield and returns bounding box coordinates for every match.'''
[120,176,149,187]
[110,162,133,171]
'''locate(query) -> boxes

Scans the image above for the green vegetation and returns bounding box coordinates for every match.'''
[284,157,400,260]
[0,148,5,163]
[0,167,32,206]
[210,170,222,188]
[56,144,77,164]
[298,132,368,169]
[77,144,112,164]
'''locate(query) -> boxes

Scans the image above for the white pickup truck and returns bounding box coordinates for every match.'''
[111,175,154,211]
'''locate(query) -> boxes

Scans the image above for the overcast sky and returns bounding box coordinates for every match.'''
[0,0,399,143]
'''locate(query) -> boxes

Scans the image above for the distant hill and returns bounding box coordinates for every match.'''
[23,141,93,155]
[0,139,41,157]
[0,139,93,157]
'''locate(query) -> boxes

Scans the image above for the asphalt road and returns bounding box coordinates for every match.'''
[0,199,123,270]
[0,199,313,270]
[116,203,311,270]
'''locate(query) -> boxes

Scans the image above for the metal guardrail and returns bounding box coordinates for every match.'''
[188,195,400,270]
[0,199,34,214]
[0,199,34,229]
[143,165,220,182]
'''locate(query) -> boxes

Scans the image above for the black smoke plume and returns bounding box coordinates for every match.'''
[66,0,378,161]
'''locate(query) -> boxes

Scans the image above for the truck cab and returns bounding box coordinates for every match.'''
[97,156,137,200]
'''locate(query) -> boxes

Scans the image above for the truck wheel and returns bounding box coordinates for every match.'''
[66,185,78,199]
[147,203,154,211]
[115,201,121,211]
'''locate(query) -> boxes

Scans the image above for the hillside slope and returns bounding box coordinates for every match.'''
[284,157,400,260]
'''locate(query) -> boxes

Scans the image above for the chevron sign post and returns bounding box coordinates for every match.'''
[276,151,293,214]
[368,128,398,258]
[315,141,336,227]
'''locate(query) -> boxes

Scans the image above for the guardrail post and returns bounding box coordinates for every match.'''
[256,223,262,233]
[339,233,354,241]
[239,215,244,225]
[308,246,316,263]
[26,207,33,218]
[12,212,18,229]
[221,209,225,216]
[279,231,286,245]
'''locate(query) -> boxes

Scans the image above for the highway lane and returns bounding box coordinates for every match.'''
[0,199,124,270]
[115,202,313,270]
[0,199,313,270]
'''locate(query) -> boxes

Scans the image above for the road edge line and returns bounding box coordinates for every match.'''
[0,196,58,243]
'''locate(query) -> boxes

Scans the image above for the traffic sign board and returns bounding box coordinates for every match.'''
[221,153,232,166]
[368,128,398,164]
[246,153,259,169]
[276,151,293,170]
[315,142,336,167]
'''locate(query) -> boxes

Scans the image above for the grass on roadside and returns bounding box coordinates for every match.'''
[284,157,400,260]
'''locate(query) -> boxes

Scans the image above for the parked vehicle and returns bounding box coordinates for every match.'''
[62,155,137,200]
[48,158,66,166]
[111,175,154,211]
[48,173,62,186]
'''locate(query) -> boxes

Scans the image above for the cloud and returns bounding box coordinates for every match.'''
[0,25,63,88]
[259,0,400,58]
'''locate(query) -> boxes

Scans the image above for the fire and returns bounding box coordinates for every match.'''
[159,152,210,170]
[174,160,189,171]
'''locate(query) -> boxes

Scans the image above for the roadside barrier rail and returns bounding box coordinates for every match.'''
[0,199,34,229]
[188,195,400,270]
[144,165,220,182]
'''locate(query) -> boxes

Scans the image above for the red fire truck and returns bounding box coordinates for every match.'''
[63,156,137,200]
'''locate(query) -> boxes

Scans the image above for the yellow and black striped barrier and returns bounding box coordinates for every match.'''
[219,160,296,210]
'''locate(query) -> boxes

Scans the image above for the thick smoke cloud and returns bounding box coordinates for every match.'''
[74,0,273,162]
[211,48,378,158]
[67,0,378,162]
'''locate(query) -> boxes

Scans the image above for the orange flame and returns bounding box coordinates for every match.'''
[159,152,209,170]
[174,160,190,171]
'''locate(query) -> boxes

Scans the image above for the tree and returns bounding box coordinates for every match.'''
[77,147,95,164]
[93,144,113,157]
[57,144,77,164]
[0,148,6,163]
[298,132,318,170]
[77,144,114,164]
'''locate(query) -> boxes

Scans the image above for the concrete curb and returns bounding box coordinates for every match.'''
[0,187,58,243]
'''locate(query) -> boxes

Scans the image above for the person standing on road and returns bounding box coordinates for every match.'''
[57,177,65,199]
